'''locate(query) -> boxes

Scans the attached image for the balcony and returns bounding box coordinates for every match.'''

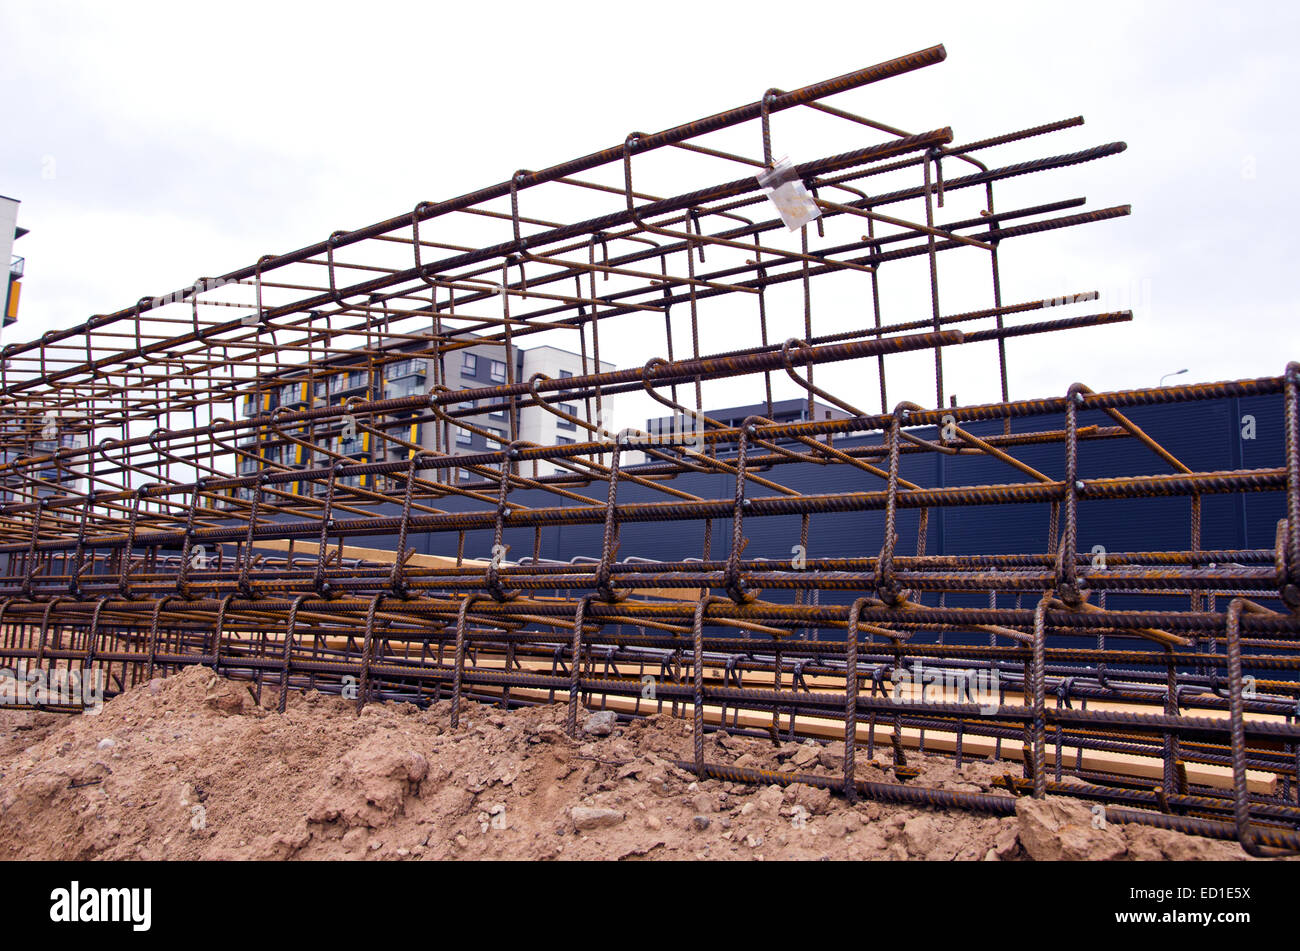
[384,380,426,400]
[384,358,427,382]
[278,382,309,408]
[328,372,370,396]
[9,256,23,279]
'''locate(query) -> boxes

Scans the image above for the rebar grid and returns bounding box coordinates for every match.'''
[1,44,1297,856]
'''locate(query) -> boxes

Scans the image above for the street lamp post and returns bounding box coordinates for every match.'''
[1159,368,1188,387]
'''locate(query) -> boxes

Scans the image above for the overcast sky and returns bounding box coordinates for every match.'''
[2,0,1297,420]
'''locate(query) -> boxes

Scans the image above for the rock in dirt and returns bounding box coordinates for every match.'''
[784,782,832,816]
[818,741,847,771]
[901,815,942,856]
[570,805,624,831]
[752,784,785,816]
[791,743,819,769]
[1015,797,1126,861]
[582,711,619,737]
[822,812,860,838]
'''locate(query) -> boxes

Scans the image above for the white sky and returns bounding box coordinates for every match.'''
[2,0,1297,427]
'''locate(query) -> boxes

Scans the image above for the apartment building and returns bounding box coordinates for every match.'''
[233,331,614,496]
[447,343,615,477]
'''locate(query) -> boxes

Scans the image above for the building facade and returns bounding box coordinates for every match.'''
[1,195,26,332]
[233,330,614,497]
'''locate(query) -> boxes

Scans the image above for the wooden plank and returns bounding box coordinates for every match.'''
[234,538,699,601]
[234,538,488,569]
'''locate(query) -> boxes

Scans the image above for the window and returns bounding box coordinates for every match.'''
[386,358,408,379]
[329,371,367,395]
[458,468,474,482]
[490,406,507,420]
[462,353,478,375]
[387,357,426,380]
[558,403,577,431]
[557,436,574,445]
[456,429,473,446]
[485,428,504,449]
[385,370,425,398]
[459,399,477,411]
[489,360,506,383]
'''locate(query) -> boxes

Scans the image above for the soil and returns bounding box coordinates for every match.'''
[0,666,1255,861]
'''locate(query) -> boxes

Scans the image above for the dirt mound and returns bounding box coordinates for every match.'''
[0,668,1250,861]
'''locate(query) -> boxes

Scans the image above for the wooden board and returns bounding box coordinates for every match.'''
[234,538,699,602]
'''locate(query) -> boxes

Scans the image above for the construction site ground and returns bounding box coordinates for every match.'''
[0,666,1262,861]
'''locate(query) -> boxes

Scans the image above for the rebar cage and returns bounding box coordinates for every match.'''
[1,44,1298,855]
